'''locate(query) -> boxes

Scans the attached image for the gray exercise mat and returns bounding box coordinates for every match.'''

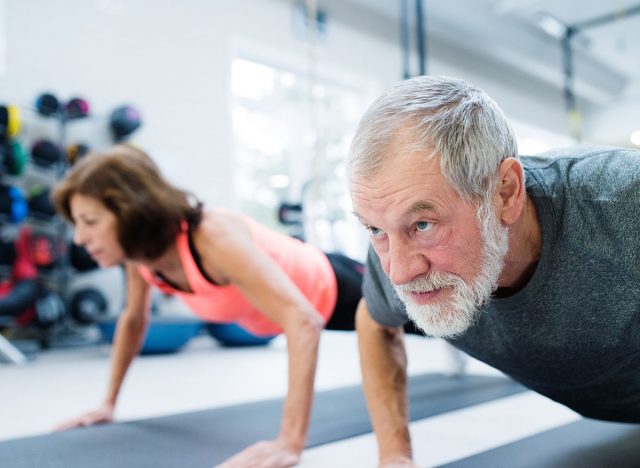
[0,373,524,468]
[439,418,640,468]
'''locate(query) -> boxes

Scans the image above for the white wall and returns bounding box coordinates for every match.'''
[0,0,577,209]
[0,0,395,208]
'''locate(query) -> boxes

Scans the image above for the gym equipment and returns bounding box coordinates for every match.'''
[0,105,7,139]
[0,333,27,364]
[70,288,108,325]
[35,92,61,117]
[205,322,276,347]
[0,141,12,175]
[0,239,17,281]
[277,201,305,240]
[29,233,59,269]
[0,104,21,139]
[66,143,91,166]
[31,140,63,168]
[68,242,99,272]
[0,373,526,467]
[277,202,303,226]
[0,141,13,175]
[6,105,21,138]
[98,317,202,354]
[0,184,28,223]
[28,185,56,219]
[35,292,66,326]
[1,140,28,176]
[109,105,142,141]
[0,239,17,266]
[64,97,90,119]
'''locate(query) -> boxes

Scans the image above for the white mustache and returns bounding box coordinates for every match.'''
[395,272,463,294]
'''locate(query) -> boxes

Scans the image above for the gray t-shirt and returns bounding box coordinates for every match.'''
[362,146,640,422]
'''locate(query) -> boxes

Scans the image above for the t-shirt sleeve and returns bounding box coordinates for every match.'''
[362,245,409,327]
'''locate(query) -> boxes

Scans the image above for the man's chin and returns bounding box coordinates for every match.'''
[404,302,477,338]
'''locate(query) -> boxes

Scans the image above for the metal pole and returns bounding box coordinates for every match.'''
[416,0,426,75]
[562,27,581,141]
[400,0,411,79]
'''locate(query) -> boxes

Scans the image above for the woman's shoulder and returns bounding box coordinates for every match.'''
[196,209,251,247]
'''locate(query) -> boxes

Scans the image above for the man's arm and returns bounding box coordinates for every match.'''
[357,298,416,467]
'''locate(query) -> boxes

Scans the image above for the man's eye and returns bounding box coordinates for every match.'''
[416,221,432,232]
[368,226,383,237]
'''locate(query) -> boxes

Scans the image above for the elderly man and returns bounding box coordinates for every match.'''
[348,75,640,467]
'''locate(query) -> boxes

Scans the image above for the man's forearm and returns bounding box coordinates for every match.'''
[356,300,412,462]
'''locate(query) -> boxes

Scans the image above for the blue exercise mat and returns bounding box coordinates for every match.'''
[439,418,640,468]
[0,373,525,468]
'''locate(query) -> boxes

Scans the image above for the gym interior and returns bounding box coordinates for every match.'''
[1,1,639,467]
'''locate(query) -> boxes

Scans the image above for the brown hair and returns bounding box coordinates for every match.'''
[52,145,203,260]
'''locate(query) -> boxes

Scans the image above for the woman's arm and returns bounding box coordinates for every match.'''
[197,215,324,467]
[55,263,152,430]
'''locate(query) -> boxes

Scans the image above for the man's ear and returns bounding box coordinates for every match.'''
[495,157,525,226]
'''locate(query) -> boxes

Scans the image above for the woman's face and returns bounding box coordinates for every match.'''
[70,194,126,268]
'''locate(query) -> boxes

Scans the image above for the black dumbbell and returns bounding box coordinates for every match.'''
[70,288,108,324]
[35,292,66,325]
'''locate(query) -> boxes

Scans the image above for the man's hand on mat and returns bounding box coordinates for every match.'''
[214,438,300,468]
[53,402,115,431]
[379,455,420,468]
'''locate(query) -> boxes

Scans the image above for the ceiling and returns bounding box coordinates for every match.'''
[336,0,640,145]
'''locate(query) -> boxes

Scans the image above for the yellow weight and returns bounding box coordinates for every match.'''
[7,104,21,137]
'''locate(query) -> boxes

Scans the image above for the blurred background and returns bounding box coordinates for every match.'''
[0,0,638,444]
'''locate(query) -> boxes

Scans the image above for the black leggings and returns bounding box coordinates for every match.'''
[323,252,424,336]
[324,253,364,331]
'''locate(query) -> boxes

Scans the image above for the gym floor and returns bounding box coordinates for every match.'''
[0,331,580,466]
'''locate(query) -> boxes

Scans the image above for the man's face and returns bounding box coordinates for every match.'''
[351,148,509,338]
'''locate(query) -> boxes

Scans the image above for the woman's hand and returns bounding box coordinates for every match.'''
[53,401,115,431]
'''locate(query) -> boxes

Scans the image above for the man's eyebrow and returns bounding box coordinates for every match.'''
[407,200,435,215]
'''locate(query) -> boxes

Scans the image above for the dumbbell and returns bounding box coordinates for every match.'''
[64,97,90,120]
[31,140,63,168]
[70,288,108,324]
[66,143,91,167]
[0,104,21,139]
[29,233,60,270]
[0,140,27,176]
[0,184,28,223]
[110,105,142,141]
[28,185,56,220]
[0,239,17,281]
[35,92,61,117]
[35,292,66,326]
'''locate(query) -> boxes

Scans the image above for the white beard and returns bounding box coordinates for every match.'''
[393,200,509,338]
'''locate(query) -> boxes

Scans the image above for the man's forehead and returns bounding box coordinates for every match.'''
[349,148,444,194]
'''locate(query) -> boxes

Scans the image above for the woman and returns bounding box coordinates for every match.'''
[52,145,363,468]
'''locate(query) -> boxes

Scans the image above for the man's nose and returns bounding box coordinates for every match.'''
[385,237,430,285]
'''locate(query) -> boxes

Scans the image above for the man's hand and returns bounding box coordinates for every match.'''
[53,402,115,431]
[214,438,301,468]
[379,455,420,467]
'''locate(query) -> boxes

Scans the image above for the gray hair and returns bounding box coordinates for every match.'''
[348,75,518,202]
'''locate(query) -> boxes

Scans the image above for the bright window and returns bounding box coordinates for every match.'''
[231,58,373,260]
